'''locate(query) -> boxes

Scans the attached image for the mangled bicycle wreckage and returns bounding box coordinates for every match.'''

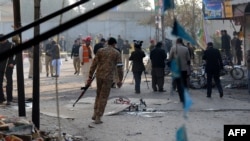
[190,57,245,89]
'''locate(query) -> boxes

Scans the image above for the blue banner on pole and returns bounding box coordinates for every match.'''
[172,19,196,45]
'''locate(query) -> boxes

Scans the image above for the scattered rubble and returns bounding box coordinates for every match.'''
[0,116,83,141]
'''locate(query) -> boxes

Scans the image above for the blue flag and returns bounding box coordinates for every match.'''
[170,58,181,78]
[172,19,196,45]
[163,0,175,11]
[176,125,188,141]
[184,89,193,117]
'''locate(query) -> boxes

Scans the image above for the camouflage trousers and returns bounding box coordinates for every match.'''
[93,78,113,117]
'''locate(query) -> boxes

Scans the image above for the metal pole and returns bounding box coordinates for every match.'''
[55,0,65,140]
[161,14,165,44]
[13,0,26,117]
[32,0,41,129]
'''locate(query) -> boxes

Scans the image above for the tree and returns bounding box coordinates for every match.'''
[138,0,203,41]
[174,0,202,41]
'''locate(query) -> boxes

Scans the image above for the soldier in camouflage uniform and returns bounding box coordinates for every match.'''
[87,37,123,124]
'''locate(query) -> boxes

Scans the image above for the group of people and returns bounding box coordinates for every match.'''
[221,30,243,65]
[27,36,67,79]
[0,30,248,124]
[44,38,62,78]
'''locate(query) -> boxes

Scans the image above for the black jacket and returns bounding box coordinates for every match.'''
[150,47,167,68]
[71,44,80,58]
[221,34,231,50]
[51,44,61,60]
[129,48,145,72]
[0,40,15,71]
[202,47,223,73]
[45,42,52,56]
[94,43,105,55]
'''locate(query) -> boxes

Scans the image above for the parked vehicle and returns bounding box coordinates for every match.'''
[222,55,244,80]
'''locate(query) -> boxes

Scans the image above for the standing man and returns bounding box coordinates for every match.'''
[150,42,167,92]
[0,34,15,105]
[87,37,123,124]
[51,40,62,77]
[59,36,68,61]
[117,35,124,50]
[129,40,145,94]
[221,30,231,60]
[169,38,190,104]
[145,39,156,74]
[71,39,81,75]
[121,40,131,71]
[79,36,93,85]
[202,42,223,98]
[231,32,242,65]
[45,39,53,77]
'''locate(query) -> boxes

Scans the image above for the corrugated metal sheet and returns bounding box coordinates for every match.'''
[231,0,250,5]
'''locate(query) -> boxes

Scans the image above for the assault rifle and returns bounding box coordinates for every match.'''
[73,74,96,107]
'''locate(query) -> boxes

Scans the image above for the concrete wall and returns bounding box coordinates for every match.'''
[0,21,155,50]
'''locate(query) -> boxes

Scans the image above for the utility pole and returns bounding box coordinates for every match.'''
[161,13,165,46]
[12,0,26,117]
[154,0,165,42]
[155,15,160,41]
[33,0,41,129]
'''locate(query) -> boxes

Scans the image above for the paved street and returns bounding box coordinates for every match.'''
[1,57,250,141]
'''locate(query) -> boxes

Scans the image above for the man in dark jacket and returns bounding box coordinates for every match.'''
[129,40,145,94]
[93,38,106,55]
[117,35,124,50]
[121,40,131,71]
[0,34,15,105]
[71,39,81,75]
[202,42,223,98]
[150,42,167,92]
[231,32,242,65]
[221,30,231,60]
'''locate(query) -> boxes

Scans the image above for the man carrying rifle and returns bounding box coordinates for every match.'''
[87,37,123,124]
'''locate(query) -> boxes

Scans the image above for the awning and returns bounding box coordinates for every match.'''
[233,4,248,17]
[231,0,250,5]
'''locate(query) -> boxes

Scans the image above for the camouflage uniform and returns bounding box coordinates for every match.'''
[89,45,123,121]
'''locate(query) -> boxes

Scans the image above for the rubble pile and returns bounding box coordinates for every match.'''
[0,115,84,141]
[0,115,52,141]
